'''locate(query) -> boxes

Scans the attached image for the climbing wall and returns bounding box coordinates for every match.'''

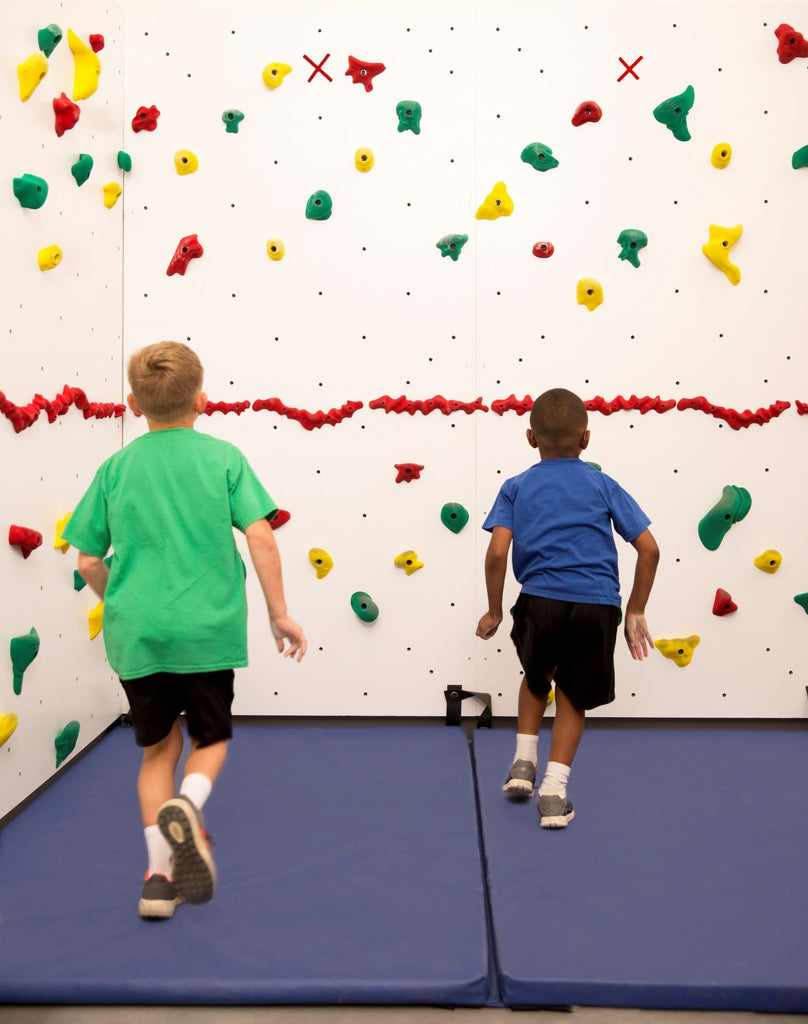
[118,0,808,721]
[1,1,126,818]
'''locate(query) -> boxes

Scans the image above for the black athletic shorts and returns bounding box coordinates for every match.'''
[509,594,619,710]
[119,669,235,748]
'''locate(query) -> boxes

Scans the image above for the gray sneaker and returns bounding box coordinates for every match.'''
[537,792,575,828]
[502,759,536,800]
[157,795,216,904]
[138,872,182,919]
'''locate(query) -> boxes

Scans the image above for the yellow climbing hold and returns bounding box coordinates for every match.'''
[103,182,122,209]
[54,512,72,552]
[355,147,375,172]
[475,182,513,220]
[577,278,604,311]
[38,245,63,272]
[174,150,199,175]
[655,635,700,668]
[0,713,19,746]
[68,28,101,101]
[89,602,104,640]
[711,143,732,169]
[547,686,555,708]
[263,62,292,89]
[308,548,334,579]
[394,550,424,576]
[266,238,285,261]
[702,223,742,285]
[18,53,48,102]
[754,549,782,574]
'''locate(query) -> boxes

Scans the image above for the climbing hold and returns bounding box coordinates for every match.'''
[475,182,513,220]
[102,182,122,209]
[533,242,554,258]
[754,549,782,574]
[654,635,700,667]
[74,554,111,592]
[576,279,603,311]
[616,229,648,268]
[174,150,198,175]
[436,234,469,261]
[38,24,63,58]
[794,593,808,614]
[10,628,40,695]
[68,28,101,100]
[394,550,424,575]
[350,592,379,623]
[54,513,72,552]
[702,223,742,286]
[71,153,93,186]
[38,245,63,272]
[89,34,104,53]
[117,151,132,172]
[355,147,375,172]
[166,234,203,276]
[345,55,386,92]
[712,588,738,616]
[653,85,695,141]
[775,24,808,63]
[396,100,422,134]
[55,721,80,767]
[308,548,334,579]
[571,100,602,126]
[222,109,245,133]
[697,485,751,550]
[0,713,18,746]
[711,143,732,169]
[305,190,333,221]
[13,173,48,210]
[9,525,43,559]
[88,602,103,640]
[266,238,285,261]
[792,145,808,169]
[131,105,160,132]
[18,53,48,102]
[53,93,80,137]
[441,502,469,534]
[263,62,292,89]
[520,142,559,171]
[269,509,290,530]
[394,463,424,483]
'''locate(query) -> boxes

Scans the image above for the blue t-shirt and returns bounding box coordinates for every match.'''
[482,458,650,607]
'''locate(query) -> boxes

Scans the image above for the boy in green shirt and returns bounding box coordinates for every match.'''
[64,341,306,918]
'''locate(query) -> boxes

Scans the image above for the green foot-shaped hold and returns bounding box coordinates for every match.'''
[653,85,694,141]
[306,190,333,220]
[697,484,751,550]
[520,142,559,171]
[794,594,808,614]
[38,24,63,58]
[13,173,48,209]
[222,109,244,133]
[55,720,80,767]
[792,145,808,169]
[351,591,379,623]
[10,627,40,695]
[396,100,422,134]
[441,502,469,533]
[71,153,93,186]
[436,234,468,261]
[617,229,648,268]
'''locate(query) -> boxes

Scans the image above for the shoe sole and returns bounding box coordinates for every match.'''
[138,895,179,919]
[540,809,575,828]
[157,800,216,904]
[502,778,534,800]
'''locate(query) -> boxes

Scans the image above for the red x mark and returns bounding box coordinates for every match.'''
[617,55,643,81]
[303,52,333,83]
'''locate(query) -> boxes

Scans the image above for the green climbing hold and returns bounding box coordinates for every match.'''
[13,173,48,209]
[222,109,244,133]
[306,190,333,221]
[396,100,422,135]
[55,720,80,768]
[436,234,468,262]
[520,142,559,171]
[10,627,39,696]
[585,461,602,471]
[653,85,695,142]
[697,484,751,551]
[616,229,648,268]
[792,145,808,169]
[71,154,93,186]
[74,554,112,592]
[38,24,63,58]
[117,151,132,172]
[441,502,469,533]
[351,591,379,623]
[794,594,808,614]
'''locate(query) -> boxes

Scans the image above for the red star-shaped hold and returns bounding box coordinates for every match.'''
[345,55,386,92]
[394,463,424,483]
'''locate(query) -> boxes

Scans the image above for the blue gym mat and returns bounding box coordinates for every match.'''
[0,724,490,1006]
[474,726,808,1012]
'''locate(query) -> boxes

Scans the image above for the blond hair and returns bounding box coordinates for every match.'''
[127,341,203,421]
[530,388,588,450]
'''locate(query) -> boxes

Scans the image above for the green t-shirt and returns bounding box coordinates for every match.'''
[62,429,278,679]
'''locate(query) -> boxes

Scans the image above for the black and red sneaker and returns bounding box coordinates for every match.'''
[138,872,181,919]
[157,795,216,904]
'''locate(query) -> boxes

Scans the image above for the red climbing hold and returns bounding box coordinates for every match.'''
[131,104,161,132]
[394,463,424,483]
[166,234,204,276]
[269,509,291,530]
[53,93,80,137]
[89,34,105,52]
[712,588,738,617]
[491,394,533,416]
[532,242,554,258]
[205,400,250,415]
[571,100,602,126]
[775,24,808,63]
[345,55,386,92]
[9,525,43,559]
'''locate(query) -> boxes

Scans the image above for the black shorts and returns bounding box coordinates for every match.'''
[509,594,619,711]
[119,670,235,748]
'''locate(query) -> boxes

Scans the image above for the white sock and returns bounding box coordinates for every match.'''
[514,733,538,767]
[145,824,173,879]
[539,760,571,799]
[180,772,213,811]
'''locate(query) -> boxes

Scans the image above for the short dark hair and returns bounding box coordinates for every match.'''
[530,388,588,448]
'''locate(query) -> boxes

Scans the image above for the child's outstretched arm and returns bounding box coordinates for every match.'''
[77,552,109,600]
[476,526,513,639]
[244,518,307,661]
[624,528,660,660]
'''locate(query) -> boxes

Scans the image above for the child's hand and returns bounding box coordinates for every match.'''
[476,612,502,639]
[270,615,307,661]
[624,612,653,660]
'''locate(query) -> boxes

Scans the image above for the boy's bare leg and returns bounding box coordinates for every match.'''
[504,675,553,798]
[517,676,549,735]
[537,687,584,827]
[184,738,228,789]
[138,719,184,827]
[547,687,586,767]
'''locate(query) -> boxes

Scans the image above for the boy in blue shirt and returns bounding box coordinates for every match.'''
[476,388,659,827]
